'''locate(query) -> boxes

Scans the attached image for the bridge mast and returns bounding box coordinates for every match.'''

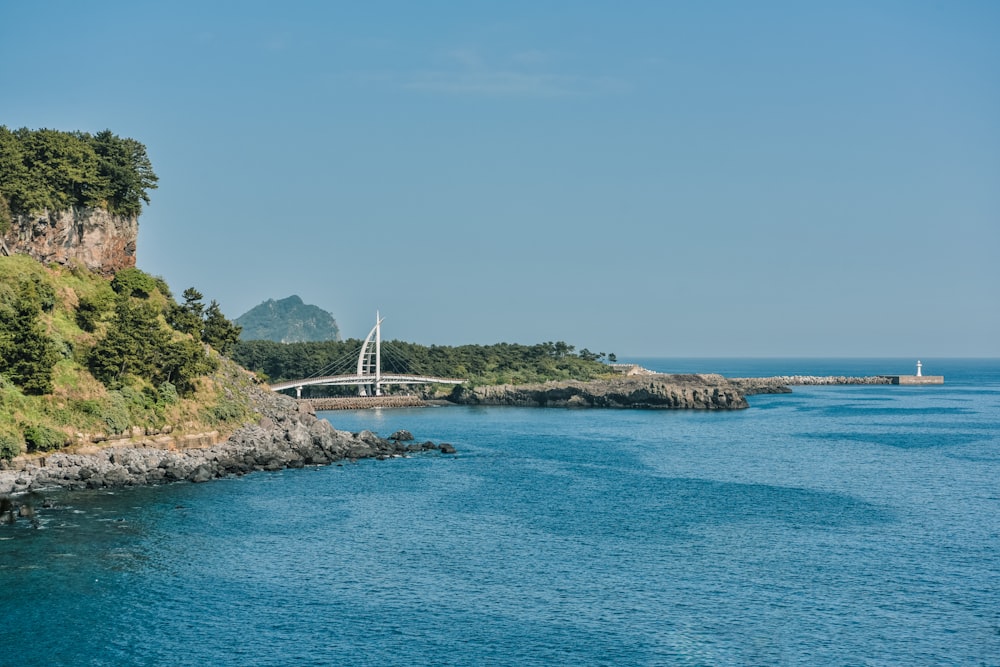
[356,311,384,396]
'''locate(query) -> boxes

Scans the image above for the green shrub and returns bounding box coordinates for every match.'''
[0,432,22,461]
[158,381,179,406]
[152,276,172,300]
[110,268,158,299]
[103,391,131,434]
[75,289,115,332]
[23,423,65,452]
[120,385,154,412]
[206,397,248,423]
[28,275,56,312]
[74,399,103,416]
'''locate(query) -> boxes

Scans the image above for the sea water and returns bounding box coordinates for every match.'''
[1,359,998,666]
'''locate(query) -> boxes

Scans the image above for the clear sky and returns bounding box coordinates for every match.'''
[2,1,998,357]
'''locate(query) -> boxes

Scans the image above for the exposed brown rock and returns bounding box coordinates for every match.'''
[1,207,138,275]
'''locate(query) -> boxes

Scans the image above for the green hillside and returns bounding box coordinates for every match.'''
[0,255,248,461]
[235,295,340,343]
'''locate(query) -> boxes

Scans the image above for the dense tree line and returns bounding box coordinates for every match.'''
[233,339,615,392]
[0,126,158,228]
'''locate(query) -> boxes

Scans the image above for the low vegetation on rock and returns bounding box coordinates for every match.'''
[0,254,246,461]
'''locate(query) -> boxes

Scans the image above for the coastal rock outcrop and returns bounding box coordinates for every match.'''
[451,375,748,410]
[1,207,137,275]
[0,391,453,498]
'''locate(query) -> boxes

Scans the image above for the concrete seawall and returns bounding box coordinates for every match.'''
[879,375,945,385]
[730,374,944,395]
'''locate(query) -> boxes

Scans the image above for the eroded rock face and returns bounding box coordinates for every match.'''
[2,207,138,275]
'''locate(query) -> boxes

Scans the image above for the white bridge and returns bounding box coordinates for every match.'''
[269,312,465,398]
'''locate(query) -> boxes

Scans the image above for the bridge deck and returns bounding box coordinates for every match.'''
[270,374,465,392]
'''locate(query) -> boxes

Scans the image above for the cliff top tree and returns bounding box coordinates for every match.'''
[0,126,158,217]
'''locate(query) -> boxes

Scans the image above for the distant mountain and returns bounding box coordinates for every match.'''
[235,295,341,343]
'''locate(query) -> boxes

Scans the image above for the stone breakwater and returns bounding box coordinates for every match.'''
[305,396,428,410]
[0,393,454,499]
[729,376,893,395]
[451,375,748,410]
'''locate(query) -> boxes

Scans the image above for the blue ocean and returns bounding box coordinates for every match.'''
[2,359,998,666]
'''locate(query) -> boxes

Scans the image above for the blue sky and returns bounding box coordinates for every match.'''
[2,1,998,357]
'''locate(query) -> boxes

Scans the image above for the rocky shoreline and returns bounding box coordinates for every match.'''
[1,370,894,506]
[450,374,749,409]
[0,389,454,504]
[448,373,898,407]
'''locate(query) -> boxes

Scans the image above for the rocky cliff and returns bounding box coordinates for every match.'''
[1,207,137,275]
[451,375,749,409]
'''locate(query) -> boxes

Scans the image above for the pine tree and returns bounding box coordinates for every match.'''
[167,287,205,337]
[0,283,60,395]
[89,298,169,386]
[161,337,217,396]
[201,300,241,357]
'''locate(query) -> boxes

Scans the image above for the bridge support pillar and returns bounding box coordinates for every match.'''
[296,386,302,399]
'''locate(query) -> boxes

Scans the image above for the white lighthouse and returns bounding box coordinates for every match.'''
[916,360,922,377]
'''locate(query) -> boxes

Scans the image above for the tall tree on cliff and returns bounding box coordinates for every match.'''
[0,127,29,221]
[0,192,11,235]
[202,301,242,357]
[0,281,61,395]
[167,287,206,337]
[90,130,158,216]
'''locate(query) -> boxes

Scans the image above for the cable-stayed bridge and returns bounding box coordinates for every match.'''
[268,312,465,398]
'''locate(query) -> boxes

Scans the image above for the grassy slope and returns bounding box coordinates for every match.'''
[0,256,256,458]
